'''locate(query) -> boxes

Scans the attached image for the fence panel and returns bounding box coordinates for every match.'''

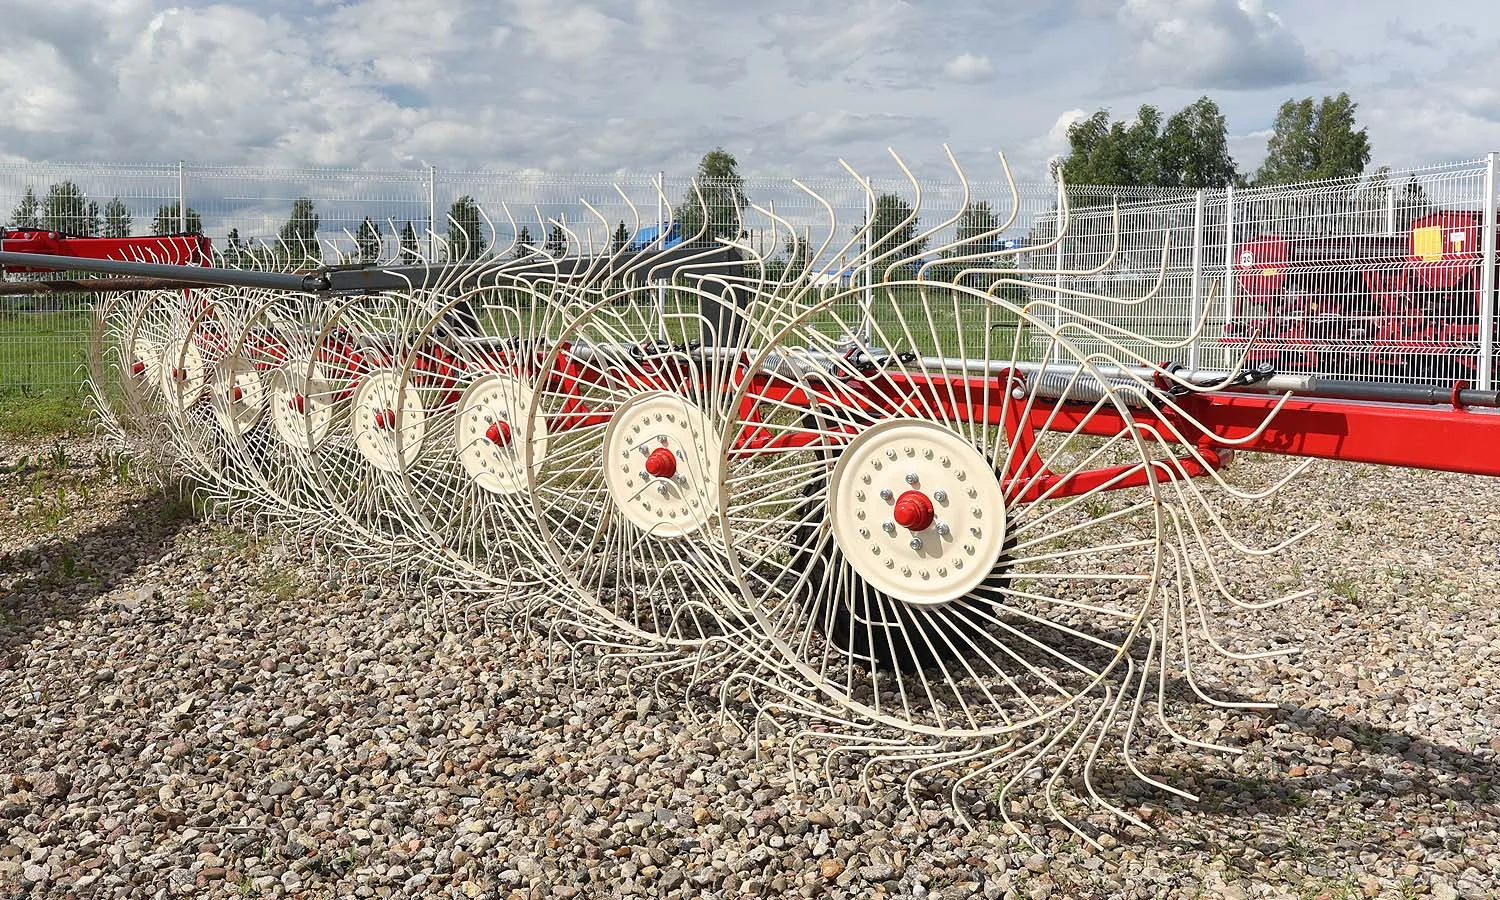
[3,158,1498,396]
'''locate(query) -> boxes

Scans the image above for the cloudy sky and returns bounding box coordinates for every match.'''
[1,0,1498,184]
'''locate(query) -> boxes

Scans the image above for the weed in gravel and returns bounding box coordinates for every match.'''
[1328,577,1360,603]
[258,569,299,602]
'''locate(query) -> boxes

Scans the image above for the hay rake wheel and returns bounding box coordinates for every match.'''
[525,283,759,650]
[720,296,1174,739]
[387,282,566,611]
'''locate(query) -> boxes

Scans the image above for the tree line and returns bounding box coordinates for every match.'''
[1054,92,1375,191]
[2,93,1415,275]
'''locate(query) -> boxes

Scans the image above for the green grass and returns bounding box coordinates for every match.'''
[0,306,93,438]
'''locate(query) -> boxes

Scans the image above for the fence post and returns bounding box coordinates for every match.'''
[1480,152,1498,390]
[863,176,874,344]
[1053,181,1065,365]
[177,160,187,234]
[429,165,438,259]
[1385,179,1397,235]
[1188,189,1206,373]
[1222,184,1235,369]
[655,171,668,341]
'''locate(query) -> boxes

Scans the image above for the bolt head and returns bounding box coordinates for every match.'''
[885,449,897,460]
[879,488,894,502]
[908,538,923,551]
[900,566,911,576]
[657,484,669,496]
[904,473,919,486]
[882,521,896,535]
[933,490,948,503]
[858,528,870,538]
[855,490,866,502]
[936,523,951,537]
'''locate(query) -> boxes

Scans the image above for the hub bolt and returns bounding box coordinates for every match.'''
[934,490,948,503]
[883,521,897,535]
[909,537,923,550]
[879,489,894,502]
[936,523,951,537]
[905,473,920,486]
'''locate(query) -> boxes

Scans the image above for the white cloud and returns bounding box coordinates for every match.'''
[1114,0,1320,90]
[759,0,916,85]
[0,0,1498,194]
[942,53,993,84]
[509,0,619,63]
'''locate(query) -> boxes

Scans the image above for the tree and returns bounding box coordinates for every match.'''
[1055,106,1163,188]
[10,187,39,228]
[102,197,131,238]
[446,196,485,261]
[151,202,203,236]
[612,220,630,254]
[279,197,321,265]
[1055,97,1238,191]
[859,192,927,261]
[513,225,533,259]
[674,148,750,245]
[1254,93,1371,185]
[785,233,812,273]
[928,201,1001,286]
[544,222,566,258]
[399,221,419,263]
[1157,97,1238,188]
[222,227,248,268]
[42,181,100,236]
[357,216,381,263]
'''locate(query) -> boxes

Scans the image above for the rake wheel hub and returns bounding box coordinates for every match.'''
[157,340,207,410]
[351,370,427,473]
[602,391,719,538]
[644,446,678,479]
[826,419,1007,607]
[892,489,935,532]
[212,355,265,437]
[269,354,342,451]
[456,373,546,496]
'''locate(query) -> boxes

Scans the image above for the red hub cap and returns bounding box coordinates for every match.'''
[289,394,306,414]
[131,361,146,376]
[172,367,185,381]
[644,446,677,480]
[892,490,935,532]
[374,408,396,429]
[231,385,244,402]
[485,420,513,447]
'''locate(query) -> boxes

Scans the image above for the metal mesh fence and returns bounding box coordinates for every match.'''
[3,157,1498,395]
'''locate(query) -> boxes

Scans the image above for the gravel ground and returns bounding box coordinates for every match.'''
[0,435,1496,900]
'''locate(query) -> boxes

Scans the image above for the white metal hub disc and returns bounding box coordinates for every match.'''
[128,337,162,386]
[212,355,266,436]
[158,340,208,409]
[455,373,547,496]
[351,369,427,473]
[269,354,343,451]
[826,419,1007,607]
[601,391,719,538]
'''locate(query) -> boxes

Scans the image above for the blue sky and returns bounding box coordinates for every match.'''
[1,0,1498,183]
